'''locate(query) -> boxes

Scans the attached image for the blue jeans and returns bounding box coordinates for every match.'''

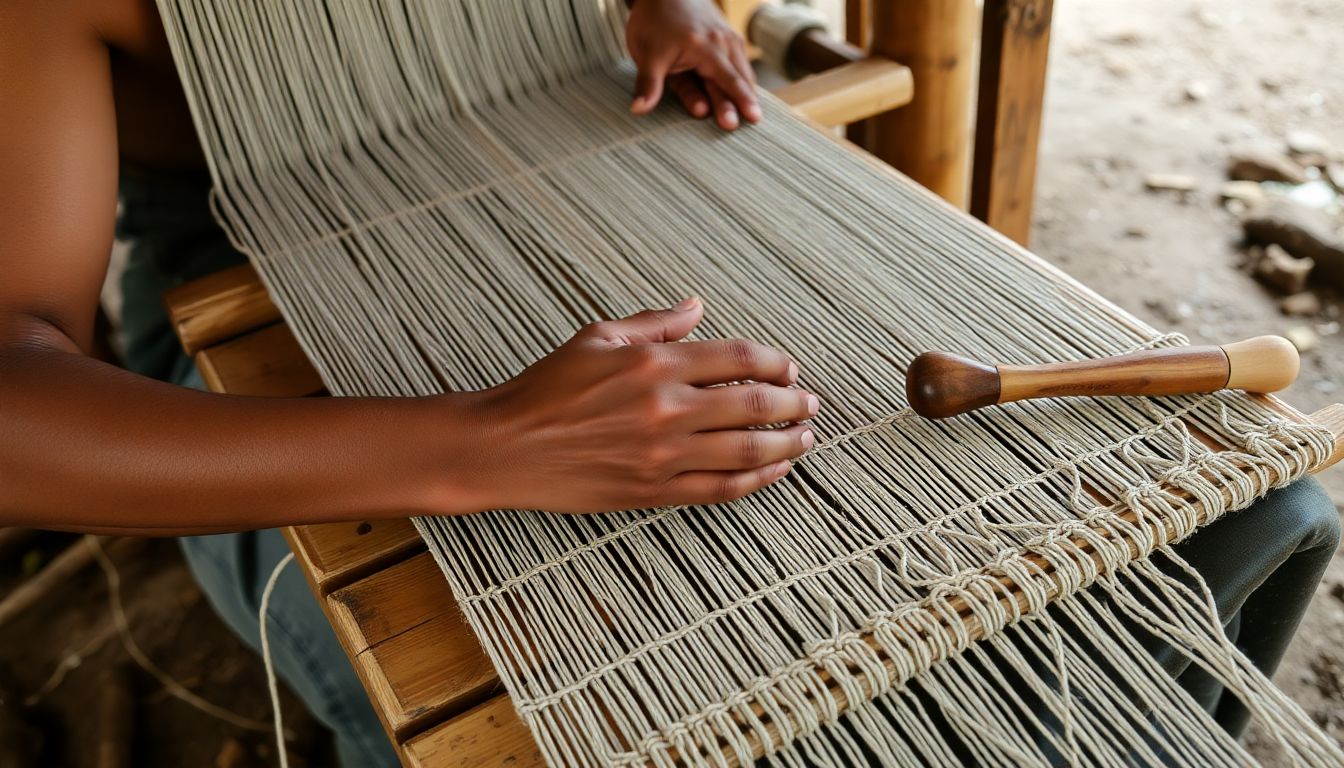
[117,170,398,767]
[116,169,1339,758]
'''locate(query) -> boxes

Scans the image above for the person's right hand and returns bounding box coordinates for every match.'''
[461,298,817,514]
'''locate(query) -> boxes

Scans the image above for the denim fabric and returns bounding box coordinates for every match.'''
[117,171,398,767]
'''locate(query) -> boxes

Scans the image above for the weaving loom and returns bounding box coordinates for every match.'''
[154,1,1344,766]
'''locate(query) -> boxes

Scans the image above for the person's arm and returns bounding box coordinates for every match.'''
[0,5,816,535]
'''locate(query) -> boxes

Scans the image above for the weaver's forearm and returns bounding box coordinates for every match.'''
[0,343,484,534]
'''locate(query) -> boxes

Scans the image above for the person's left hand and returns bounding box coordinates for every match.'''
[626,0,761,131]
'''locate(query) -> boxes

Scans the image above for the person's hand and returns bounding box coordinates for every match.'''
[467,298,817,513]
[626,0,761,131]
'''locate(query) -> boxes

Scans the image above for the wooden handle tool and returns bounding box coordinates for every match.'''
[905,336,1300,419]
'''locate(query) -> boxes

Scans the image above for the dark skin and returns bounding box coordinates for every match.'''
[0,0,808,535]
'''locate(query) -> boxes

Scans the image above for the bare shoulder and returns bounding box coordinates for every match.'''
[86,0,175,59]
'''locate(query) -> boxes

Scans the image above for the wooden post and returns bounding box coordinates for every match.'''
[716,0,764,41]
[845,0,871,49]
[866,0,978,208]
[843,0,873,147]
[971,0,1055,245]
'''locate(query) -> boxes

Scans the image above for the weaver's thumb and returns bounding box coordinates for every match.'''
[631,55,671,114]
[611,298,703,344]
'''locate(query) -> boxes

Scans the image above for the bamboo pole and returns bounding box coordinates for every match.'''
[866,0,978,207]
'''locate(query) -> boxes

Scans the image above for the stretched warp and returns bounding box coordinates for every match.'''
[155,1,1342,765]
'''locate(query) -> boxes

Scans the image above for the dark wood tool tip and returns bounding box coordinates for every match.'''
[905,351,1002,419]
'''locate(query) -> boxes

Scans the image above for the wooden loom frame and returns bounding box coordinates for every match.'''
[158,6,1344,767]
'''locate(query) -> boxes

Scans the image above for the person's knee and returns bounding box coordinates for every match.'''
[1259,478,1340,554]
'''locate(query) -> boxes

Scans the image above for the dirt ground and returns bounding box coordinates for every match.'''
[3,1,1342,766]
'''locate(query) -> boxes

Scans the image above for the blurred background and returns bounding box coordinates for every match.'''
[2,1,1340,765]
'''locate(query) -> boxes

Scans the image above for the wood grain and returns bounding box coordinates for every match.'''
[163,263,281,355]
[194,323,325,398]
[997,346,1231,404]
[356,608,499,739]
[403,696,543,768]
[772,58,913,128]
[286,521,424,597]
[866,0,977,207]
[971,0,1055,245]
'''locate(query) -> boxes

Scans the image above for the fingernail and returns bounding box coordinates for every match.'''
[722,108,739,130]
[806,394,820,416]
[674,296,700,311]
[746,103,762,123]
[775,460,792,478]
[800,429,815,451]
[786,361,799,384]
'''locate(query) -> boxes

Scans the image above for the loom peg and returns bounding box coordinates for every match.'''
[905,335,1300,419]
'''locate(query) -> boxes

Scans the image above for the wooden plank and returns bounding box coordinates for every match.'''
[326,554,499,741]
[772,58,913,129]
[1310,403,1344,472]
[970,0,1055,245]
[358,608,500,739]
[194,323,325,398]
[329,553,458,654]
[163,263,281,355]
[867,0,977,207]
[286,520,424,597]
[403,696,542,768]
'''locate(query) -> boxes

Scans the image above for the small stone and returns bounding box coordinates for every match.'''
[1317,320,1340,336]
[1124,226,1148,239]
[1254,243,1315,294]
[1288,129,1331,157]
[1144,173,1198,192]
[1286,325,1319,352]
[1331,581,1344,603]
[1280,292,1322,316]
[1184,81,1209,102]
[1104,55,1133,78]
[1219,180,1266,204]
[1316,379,1339,395]
[1227,150,1308,184]
[1103,29,1141,45]
[1242,198,1344,287]
[1144,298,1192,325]
[1260,76,1283,93]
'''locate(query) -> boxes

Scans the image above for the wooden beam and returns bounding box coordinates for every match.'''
[403,695,544,768]
[285,521,423,597]
[971,0,1055,245]
[785,27,864,76]
[866,0,977,207]
[773,58,913,128]
[164,263,281,355]
[193,322,325,398]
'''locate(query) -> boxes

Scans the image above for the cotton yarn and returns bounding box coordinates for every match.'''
[154,1,1342,765]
